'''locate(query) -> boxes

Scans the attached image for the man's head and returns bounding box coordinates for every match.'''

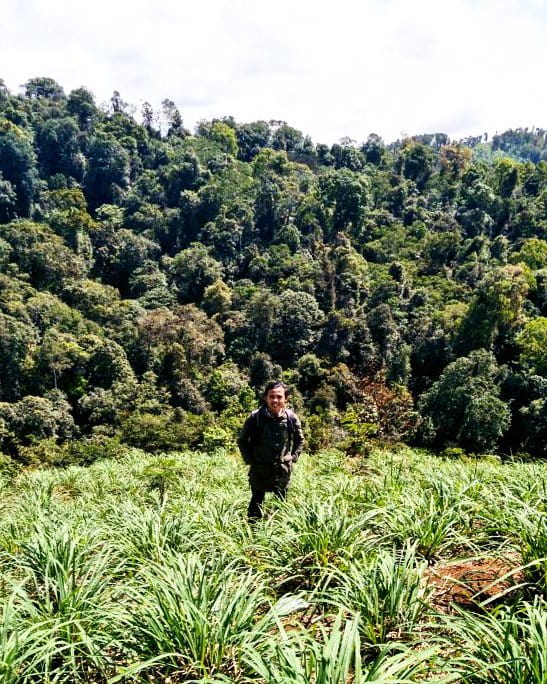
[262,381,289,416]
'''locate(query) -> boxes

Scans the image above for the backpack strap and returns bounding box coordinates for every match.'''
[285,409,297,445]
[252,408,260,430]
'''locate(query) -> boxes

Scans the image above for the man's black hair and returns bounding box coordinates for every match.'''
[262,381,289,398]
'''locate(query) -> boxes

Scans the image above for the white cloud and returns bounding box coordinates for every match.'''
[1,0,547,143]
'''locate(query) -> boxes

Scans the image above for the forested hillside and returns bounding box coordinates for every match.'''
[1,76,547,464]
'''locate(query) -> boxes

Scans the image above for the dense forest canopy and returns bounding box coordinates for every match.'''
[1,75,547,464]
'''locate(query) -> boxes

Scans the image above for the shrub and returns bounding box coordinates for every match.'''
[119,410,206,452]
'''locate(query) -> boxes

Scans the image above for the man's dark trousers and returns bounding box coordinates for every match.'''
[248,486,287,521]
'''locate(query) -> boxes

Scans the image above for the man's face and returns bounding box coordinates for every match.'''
[265,387,286,416]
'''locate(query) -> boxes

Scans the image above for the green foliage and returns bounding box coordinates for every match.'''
[0,220,87,291]
[454,264,532,355]
[517,506,547,595]
[119,410,205,452]
[1,79,547,457]
[84,131,130,209]
[0,312,37,402]
[340,405,377,456]
[445,601,547,683]
[517,317,547,376]
[124,553,274,680]
[325,545,431,644]
[67,86,98,129]
[6,519,125,681]
[169,242,223,303]
[23,77,65,100]
[0,393,77,457]
[142,455,189,498]
[419,350,510,452]
[512,237,547,270]
[208,121,239,157]
[204,362,248,411]
[0,120,38,217]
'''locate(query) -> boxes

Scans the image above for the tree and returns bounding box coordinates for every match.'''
[84,132,130,209]
[500,371,547,457]
[35,117,84,180]
[316,310,377,370]
[418,350,510,452]
[0,392,76,457]
[110,90,130,114]
[330,236,369,310]
[202,279,232,317]
[318,169,369,238]
[81,335,135,390]
[225,287,278,362]
[252,149,307,243]
[141,101,158,135]
[129,261,175,309]
[493,157,520,198]
[160,152,203,208]
[25,291,88,335]
[271,123,304,153]
[361,134,386,166]
[169,243,223,303]
[0,313,37,402]
[161,99,186,137]
[0,220,87,291]
[330,142,364,172]
[439,144,472,178]
[270,289,324,366]
[0,172,17,222]
[204,362,248,410]
[247,353,282,389]
[61,279,123,325]
[236,120,271,161]
[0,79,9,99]
[454,264,532,356]
[209,121,238,156]
[90,226,161,294]
[400,141,435,191]
[519,395,547,457]
[511,238,547,270]
[137,304,224,373]
[67,86,98,129]
[0,121,39,217]
[295,353,326,396]
[517,317,547,376]
[23,77,65,100]
[457,166,496,237]
[439,144,472,201]
[32,328,88,393]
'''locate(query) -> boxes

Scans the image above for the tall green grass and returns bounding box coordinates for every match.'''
[324,544,431,645]
[444,599,547,683]
[0,445,544,681]
[244,611,438,683]
[0,525,126,682]
[121,553,275,680]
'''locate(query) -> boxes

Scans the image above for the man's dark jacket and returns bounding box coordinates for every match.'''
[237,406,304,491]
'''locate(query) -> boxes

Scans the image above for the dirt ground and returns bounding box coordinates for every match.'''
[425,556,525,612]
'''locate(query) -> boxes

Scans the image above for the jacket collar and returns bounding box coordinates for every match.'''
[262,405,287,420]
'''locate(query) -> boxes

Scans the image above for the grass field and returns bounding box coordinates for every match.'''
[0,445,546,682]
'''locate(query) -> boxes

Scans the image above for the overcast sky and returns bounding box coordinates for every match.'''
[2,0,547,145]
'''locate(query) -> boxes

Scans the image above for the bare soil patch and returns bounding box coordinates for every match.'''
[425,556,525,613]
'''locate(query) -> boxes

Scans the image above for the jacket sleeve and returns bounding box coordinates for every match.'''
[291,414,304,462]
[237,414,255,465]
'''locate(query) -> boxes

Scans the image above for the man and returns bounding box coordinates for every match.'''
[237,381,304,521]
